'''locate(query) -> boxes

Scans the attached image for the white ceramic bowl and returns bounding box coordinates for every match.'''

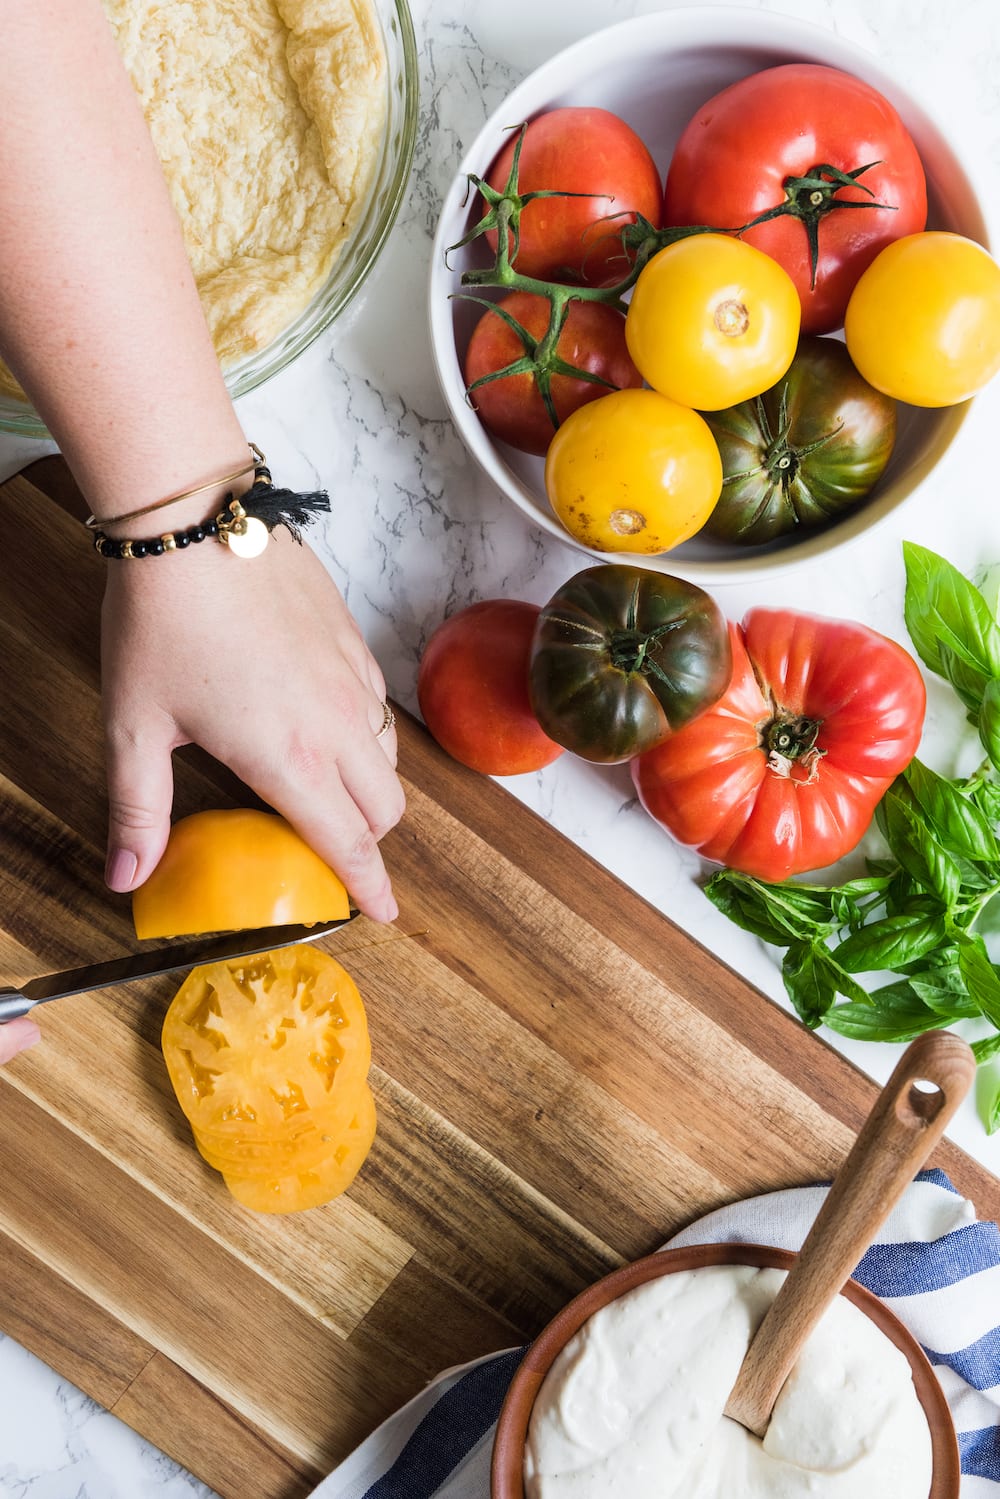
[428,7,992,586]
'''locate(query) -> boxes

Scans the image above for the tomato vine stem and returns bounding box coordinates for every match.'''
[447,123,730,434]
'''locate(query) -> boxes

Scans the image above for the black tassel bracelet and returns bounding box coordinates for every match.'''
[92,460,331,561]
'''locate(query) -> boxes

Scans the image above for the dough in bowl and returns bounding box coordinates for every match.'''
[0,0,386,397]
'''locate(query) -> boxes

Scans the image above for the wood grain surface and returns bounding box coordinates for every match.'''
[1,462,998,1499]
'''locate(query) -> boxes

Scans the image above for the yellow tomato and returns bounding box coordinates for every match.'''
[544,388,723,555]
[132,808,350,939]
[845,232,1000,406]
[625,234,801,409]
[162,944,371,1142]
[221,1086,378,1215]
[161,944,376,1215]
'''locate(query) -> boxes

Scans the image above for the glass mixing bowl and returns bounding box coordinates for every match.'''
[0,0,418,439]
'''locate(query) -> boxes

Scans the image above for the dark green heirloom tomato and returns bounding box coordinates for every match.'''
[701,337,897,545]
[528,564,732,763]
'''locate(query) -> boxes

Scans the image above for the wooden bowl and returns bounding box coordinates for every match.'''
[491,1242,960,1499]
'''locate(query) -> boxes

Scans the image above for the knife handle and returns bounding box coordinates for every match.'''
[0,988,35,1023]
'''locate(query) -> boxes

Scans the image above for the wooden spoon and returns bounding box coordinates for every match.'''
[724,1029,977,1438]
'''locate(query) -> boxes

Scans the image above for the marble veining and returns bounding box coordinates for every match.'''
[1,0,997,1492]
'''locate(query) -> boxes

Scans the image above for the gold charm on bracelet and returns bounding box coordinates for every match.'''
[217,498,270,559]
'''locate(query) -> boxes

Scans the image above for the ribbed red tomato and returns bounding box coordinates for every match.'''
[662,65,927,335]
[631,609,926,880]
[485,107,662,284]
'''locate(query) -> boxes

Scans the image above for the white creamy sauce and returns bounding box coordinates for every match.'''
[524,1265,933,1498]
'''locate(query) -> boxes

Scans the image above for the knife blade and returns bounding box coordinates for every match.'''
[0,913,358,1023]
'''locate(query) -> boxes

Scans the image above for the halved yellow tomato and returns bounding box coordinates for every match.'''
[133,808,350,939]
[625,233,801,409]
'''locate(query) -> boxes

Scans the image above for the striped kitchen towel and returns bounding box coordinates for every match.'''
[312,1170,1000,1498]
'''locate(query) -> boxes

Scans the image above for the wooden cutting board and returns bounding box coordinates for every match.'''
[1,463,998,1499]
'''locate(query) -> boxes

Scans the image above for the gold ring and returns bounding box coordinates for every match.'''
[375,701,396,740]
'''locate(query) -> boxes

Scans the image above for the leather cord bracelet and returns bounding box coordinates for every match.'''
[91,456,330,561]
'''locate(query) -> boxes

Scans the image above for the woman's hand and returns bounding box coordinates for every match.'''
[101,530,404,922]
[1,2,405,933]
[0,1018,41,1065]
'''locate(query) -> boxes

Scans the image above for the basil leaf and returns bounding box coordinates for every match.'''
[823,982,943,1043]
[883,868,924,917]
[979,679,1000,774]
[875,787,961,907]
[974,1054,1000,1135]
[954,930,1000,1028]
[973,1032,1000,1064]
[833,910,948,973]
[703,871,829,946]
[782,941,838,1028]
[762,885,843,926]
[831,890,863,931]
[902,758,1000,862]
[903,541,1000,689]
[937,643,991,717]
[980,1086,1000,1136]
[970,776,1000,823]
[908,965,981,1020]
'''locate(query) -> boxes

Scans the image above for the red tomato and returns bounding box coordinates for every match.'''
[485,107,662,284]
[663,65,927,335]
[463,291,642,456]
[631,609,926,880]
[418,600,564,776]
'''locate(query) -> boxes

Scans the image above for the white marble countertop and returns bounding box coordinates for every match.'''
[2,0,999,1494]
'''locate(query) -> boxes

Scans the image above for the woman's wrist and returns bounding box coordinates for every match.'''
[93,474,256,545]
[90,452,330,563]
[87,447,259,539]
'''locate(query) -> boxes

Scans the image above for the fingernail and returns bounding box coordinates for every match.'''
[21,1021,42,1049]
[106,847,138,892]
[377,894,399,924]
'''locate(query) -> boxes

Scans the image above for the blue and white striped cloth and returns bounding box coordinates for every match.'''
[313,1170,1000,1499]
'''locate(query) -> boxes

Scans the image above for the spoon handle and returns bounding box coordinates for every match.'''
[724,1029,976,1438]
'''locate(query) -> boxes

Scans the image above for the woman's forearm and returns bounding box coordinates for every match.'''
[0,0,246,517]
[0,0,404,934]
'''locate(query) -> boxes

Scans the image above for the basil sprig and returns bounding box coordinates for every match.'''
[705,543,1000,1133]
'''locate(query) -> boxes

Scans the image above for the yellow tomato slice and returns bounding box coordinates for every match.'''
[133,809,350,939]
[161,945,371,1143]
[191,1086,367,1171]
[221,1086,378,1215]
[193,1107,357,1172]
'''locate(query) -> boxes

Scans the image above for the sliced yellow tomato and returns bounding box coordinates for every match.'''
[133,808,350,939]
[544,387,723,555]
[221,1086,378,1215]
[845,232,1000,406]
[162,945,370,1138]
[162,945,376,1214]
[625,233,800,409]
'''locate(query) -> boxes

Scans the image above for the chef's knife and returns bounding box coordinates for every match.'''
[0,913,358,1023]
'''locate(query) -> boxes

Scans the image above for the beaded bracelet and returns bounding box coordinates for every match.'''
[91,461,330,561]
